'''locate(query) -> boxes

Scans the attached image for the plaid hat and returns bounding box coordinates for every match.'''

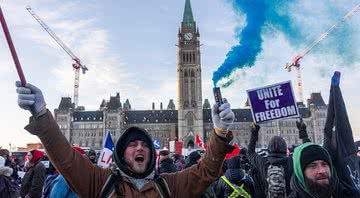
[300,145,332,171]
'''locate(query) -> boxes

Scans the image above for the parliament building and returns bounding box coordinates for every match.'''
[54,0,328,151]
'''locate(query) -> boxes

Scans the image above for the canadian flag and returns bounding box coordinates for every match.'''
[195,135,207,150]
[97,131,114,168]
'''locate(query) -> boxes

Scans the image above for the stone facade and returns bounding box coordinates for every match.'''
[54,0,328,150]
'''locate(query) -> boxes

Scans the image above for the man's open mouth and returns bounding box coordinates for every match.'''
[135,155,145,163]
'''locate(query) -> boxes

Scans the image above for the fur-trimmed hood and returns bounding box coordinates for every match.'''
[0,166,13,177]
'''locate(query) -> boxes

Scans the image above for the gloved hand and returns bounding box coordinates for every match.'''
[331,71,340,87]
[211,98,234,137]
[296,118,308,139]
[251,123,260,136]
[16,81,47,117]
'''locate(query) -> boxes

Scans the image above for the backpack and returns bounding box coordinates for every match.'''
[42,174,59,198]
[266,164,286,198]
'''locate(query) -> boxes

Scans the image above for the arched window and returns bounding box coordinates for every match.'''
[185,112,195,126]
[184,69,188,77]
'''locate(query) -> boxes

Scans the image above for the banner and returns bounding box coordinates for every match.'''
[97,131,114,168]
[247,81,299,123]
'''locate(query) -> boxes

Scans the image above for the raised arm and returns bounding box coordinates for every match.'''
[296,118,311,144]
[247,123,266,168]
[164,98,235,198]
[16,81,109,198]
[248,123,260,154]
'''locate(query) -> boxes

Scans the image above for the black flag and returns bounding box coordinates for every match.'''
[324,71,360,194]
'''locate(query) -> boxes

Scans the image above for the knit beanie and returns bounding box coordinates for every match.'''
[120,129,150,152]
[225,168,245,183]
[226,156,241,169]
[300,145,332,171]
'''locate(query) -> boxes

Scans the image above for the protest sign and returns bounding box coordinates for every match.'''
[247,81,299,123]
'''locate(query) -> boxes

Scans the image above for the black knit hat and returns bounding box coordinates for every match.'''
[268,136,287,154]
[113,126,155,179]
[227,156,241,169]
[225,168,245,183]
[300,145,332,171]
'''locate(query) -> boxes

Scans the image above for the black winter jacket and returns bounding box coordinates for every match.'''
[248,131,293,197]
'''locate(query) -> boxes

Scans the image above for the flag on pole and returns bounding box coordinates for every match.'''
[324,71,360,193]
[97,131,114,168]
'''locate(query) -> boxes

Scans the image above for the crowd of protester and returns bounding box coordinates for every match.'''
[1,71,359,197]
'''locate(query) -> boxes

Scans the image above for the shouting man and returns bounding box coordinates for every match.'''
[15,81,235,197]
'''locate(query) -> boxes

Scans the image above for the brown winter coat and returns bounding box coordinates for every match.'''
[25,110,232,198]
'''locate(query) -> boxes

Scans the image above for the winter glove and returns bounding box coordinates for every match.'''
[251,123,260,136]
[16,81,47,117]
[296,118,308,139]
[212,98,234,137]
[331,71,340,87]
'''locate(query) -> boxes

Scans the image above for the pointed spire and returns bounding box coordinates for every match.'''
[124,99,131,110]
[182,0,195,27]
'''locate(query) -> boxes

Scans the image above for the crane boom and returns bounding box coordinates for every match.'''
[27,7,88,108]
[285,3,360,103]
[301,3,360,58]
[286,3,360,71]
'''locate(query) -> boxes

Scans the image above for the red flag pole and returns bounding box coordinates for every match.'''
[0,6,27,86]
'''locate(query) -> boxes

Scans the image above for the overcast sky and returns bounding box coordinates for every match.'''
[0,0,359,150]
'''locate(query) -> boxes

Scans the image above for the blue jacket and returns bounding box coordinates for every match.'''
[50,175,78,198]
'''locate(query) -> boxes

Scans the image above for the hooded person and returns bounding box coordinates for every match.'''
[213,156,255,198]
[289,142,357,198]
[323,71,360,194]
[20,149,46,198]
[247,123,294,198]
[15,81,236,197]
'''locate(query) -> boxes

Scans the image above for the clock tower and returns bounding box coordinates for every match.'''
[177,0,203,147]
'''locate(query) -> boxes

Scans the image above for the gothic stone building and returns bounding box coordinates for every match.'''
[54,0,328,150]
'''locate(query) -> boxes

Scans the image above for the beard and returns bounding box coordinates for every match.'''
[305,175,336,198]
[125,158,148,174]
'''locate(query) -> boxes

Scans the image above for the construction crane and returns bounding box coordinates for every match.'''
[285,3,360,103]
[26,6,88,108]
